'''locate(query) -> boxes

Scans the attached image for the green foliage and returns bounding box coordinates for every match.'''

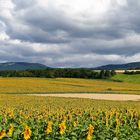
[0,69,115,79]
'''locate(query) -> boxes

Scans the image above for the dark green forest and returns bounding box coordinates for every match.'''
[0,69,116,79]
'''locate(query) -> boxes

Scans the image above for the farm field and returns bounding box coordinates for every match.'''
[111,74,140,84]
[30,93,140,101]
[0,94,140,139]
[0,77,140,94]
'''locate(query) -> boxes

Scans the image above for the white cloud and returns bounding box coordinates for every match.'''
[116,0,127,6]
[0,32,9,40]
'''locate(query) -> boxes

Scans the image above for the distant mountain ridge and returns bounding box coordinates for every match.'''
[94,62,140,70]
[0,62,48,70]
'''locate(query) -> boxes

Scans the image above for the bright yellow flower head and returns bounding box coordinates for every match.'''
[0,130,6,139]
[8,111,13,118]
[45,121,53,134]
[59,121,66,135]
[87,124,94,140]
[8,124,14,137]
[106,113,109,127]
[87,134,92,140]
[73,121,77,128]
[138,120,140,129]
[23,126,31,140]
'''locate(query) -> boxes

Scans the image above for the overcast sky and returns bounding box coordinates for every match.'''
[0,0,140,67]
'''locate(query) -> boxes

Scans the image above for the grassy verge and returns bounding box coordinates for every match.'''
[111,74,140,84]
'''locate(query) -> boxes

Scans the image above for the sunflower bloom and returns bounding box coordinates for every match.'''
[87,124,94,140]
[138,120,140,129]
[45,121,53,134]
[23,126,31,140]
[59,121,66,135]
[73,121,77,128]
[106,113,109,127]
[0,130,6,139]
[8,124,14,137]
[8,111,13,118]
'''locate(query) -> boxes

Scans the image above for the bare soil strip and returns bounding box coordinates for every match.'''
[29,94,140,101]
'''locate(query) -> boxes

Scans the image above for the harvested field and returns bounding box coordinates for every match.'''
[30,93,140,101]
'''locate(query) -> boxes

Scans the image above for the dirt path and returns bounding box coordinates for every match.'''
[29,93,140,101]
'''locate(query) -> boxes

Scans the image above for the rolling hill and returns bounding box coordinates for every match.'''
[94,62,140,70]
[0,62,48,70]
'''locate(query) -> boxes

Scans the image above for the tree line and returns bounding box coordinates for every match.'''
[0,69,116,79]
[124,70,140,75]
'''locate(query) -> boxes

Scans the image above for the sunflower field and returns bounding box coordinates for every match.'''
[0,94,140,140]
[0,78,140,94]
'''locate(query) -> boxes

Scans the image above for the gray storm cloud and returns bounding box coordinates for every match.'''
[0,0,140,67]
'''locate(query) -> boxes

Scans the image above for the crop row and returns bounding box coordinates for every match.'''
[0,95,140,139]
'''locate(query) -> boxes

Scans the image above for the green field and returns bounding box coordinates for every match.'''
[111,74,140,84]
